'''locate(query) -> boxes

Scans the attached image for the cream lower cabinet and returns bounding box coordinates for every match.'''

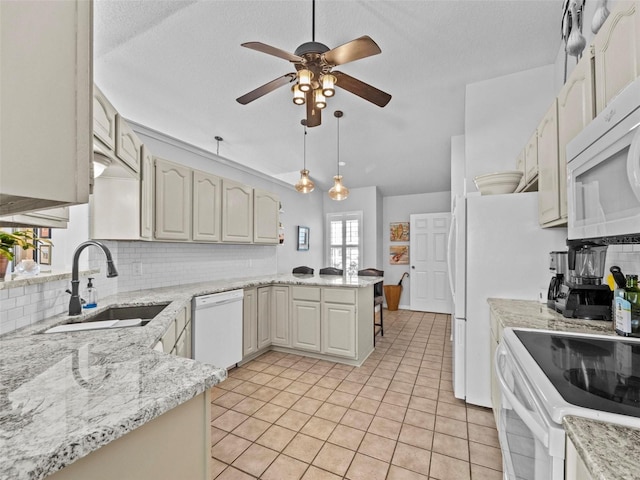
[594,0,640,115]
[243,288,258,357]
[257,287,272,350]
[0,0,92,216]
[161,305,191,358]
[565,436,593,480]
[47,391,210,480]
[270,286,290,347]
[222,179,253,243]
[192,171,221,242]
[291,287,322,353]
[322,303,356,358]
[155,158,191,241]
[537,100,561,226]
[254,189,280,244]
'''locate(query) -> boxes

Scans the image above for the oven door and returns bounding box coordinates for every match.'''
[495,344,566,480]
[567,101,640,240]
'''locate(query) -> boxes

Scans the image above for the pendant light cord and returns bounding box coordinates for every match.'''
[303,125,307,170]
[336,114,340,176]
[312,0,315,42]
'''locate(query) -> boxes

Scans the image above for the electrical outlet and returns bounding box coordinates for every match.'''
[132,262,142,276]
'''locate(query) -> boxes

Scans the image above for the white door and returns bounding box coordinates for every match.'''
[410,213,453,313]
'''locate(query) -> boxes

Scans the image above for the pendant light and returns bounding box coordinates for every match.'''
[295,120,315,194]
[328,110,349,201]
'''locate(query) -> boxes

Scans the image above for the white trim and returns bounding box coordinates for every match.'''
[325,211,363,275]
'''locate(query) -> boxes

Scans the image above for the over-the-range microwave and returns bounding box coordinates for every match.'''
[567,76,640,241]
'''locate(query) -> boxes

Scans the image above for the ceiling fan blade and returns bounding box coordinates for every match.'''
[323,36,381,66]
[236,73,296,105]
[333,71,391,107]
[305,90,322,127]
[241,42,303,62]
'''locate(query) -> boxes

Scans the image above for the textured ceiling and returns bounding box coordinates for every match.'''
[94,0,562,197]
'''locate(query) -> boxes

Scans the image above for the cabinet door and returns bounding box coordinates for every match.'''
[593,1,640,114]
[253,189,280,244]
[243,288,258,357]
[0,207,70,229]
[193,171,221,242]
[515,150,526,192]
[537,100,561,225]
[221,179,253,243]
[140,146,154,240]
[185,320,192,359]
[155,158,191,241]
[558,53,594,221]
[115,115,142,174]
[291,300,321,352]
[524,131,538,185]
[0,0,91,216]
[162,318,177,354]
[321,303,356,358]
[271,286,290,346]
[93,84,117,152]
[257,287,272,350]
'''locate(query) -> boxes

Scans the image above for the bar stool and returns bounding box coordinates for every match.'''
[358,268,384,345]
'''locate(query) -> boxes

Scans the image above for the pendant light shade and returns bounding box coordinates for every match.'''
[328,175,349,201]
[297,69,313,92]
[292,84,305,105]
[295,121,315,194]
[328,110,349,201]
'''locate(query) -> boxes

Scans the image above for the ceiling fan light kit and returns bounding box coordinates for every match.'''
[236,0,391,128]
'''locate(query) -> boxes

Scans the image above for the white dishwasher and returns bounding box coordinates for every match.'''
[192,289,244,369]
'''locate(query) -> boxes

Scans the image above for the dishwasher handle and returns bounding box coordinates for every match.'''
[194,290,244,308]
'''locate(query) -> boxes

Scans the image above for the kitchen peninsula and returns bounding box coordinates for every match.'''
[0,274,379,480]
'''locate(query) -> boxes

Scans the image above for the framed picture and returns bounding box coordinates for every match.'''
[39,244,52,265]
[390,222,409,242]
[39,228,51,239]
[389,245,409,265]
[297,226,310,251]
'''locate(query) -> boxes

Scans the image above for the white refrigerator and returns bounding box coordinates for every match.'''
[448,192,567,407]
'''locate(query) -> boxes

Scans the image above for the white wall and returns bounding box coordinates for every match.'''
[382,191,451,309]
[450,135,465,200]
[322,186,382,270]
[465,64,556,193]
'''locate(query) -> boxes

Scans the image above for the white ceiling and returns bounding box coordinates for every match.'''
[94,0,562,197]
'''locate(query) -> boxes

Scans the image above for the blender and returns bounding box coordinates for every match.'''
[554,239,613,320]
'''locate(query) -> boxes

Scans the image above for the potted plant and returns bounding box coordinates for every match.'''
[0,230,47,280]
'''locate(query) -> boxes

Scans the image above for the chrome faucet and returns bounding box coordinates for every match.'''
[68,241,118,316]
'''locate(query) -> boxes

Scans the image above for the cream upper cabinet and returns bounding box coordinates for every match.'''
[253,189,280,244]
[257,287,272,350]
[140,146,155,240]
[524,131,538,185]
[0,207,69,228]
[593,0,640,114]
[515,150,526,192]
[115,115,142,174]
[155,158,191,241]
[557,52,595,221]
[270,286,290,347]
[192,171,221,242]
[222,179,253,243]
[93,85,118,153]
[0,0,92,216]
[538,100,561,226]
[243,288,258,358]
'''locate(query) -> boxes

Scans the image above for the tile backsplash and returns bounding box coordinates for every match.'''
[0,241,278,335]
[606,244,640,280]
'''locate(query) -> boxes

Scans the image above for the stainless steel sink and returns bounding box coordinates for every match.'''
[43,303,170,333]
[82,303,170,324]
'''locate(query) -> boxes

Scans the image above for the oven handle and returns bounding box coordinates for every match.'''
[495,345,549,446]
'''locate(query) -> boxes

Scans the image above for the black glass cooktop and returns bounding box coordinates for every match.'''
[515,330,640,418]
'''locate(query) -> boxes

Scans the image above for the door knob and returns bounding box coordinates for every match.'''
[411,266,415,269]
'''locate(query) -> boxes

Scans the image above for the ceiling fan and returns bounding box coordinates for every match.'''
[236,0,392,127]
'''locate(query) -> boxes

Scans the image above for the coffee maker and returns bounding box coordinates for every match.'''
[554,239,613,320]
[547,251,568,308]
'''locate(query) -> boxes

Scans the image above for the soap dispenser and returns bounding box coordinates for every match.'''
[83,277,98,309]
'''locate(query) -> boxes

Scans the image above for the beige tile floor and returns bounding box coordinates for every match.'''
[209,309,503,480]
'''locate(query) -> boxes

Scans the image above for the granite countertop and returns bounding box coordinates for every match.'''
[0,273,379,480]
[488,298,638,480]
[564,417,640,480]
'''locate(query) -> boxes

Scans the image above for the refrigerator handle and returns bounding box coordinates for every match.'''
[447,208,456,298]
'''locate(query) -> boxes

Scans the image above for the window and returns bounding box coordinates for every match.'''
[326,212,363,276]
